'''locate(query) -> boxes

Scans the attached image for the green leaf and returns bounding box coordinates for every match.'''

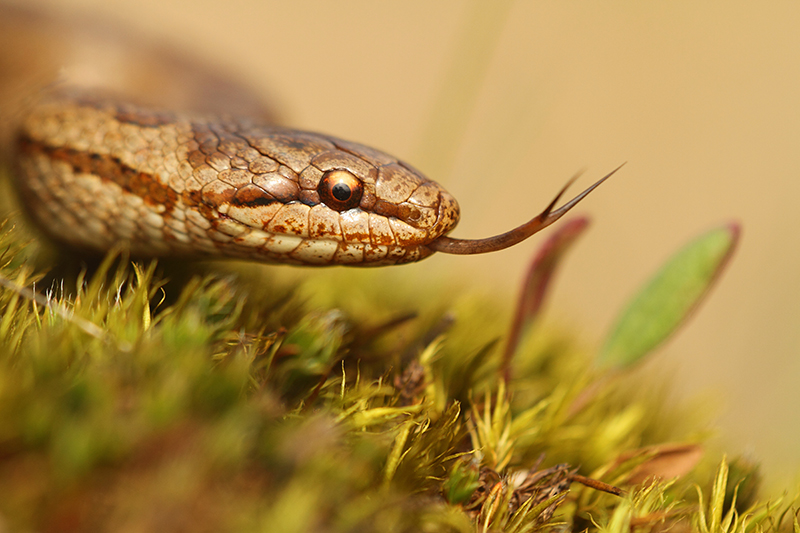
[598,223,740,369]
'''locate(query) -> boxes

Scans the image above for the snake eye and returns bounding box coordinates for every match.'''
[318,170,363,211]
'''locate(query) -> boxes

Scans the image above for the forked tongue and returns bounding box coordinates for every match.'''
[428,164,624,255]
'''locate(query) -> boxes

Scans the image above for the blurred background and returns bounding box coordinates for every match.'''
[6,0,799,489]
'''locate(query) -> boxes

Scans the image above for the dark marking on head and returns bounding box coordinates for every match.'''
[16,135,178,213]
[232,184,277,207]
[184,189,203,207]
[201,184,236,207]
[299,190,320,206]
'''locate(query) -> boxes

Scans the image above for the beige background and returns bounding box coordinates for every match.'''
[9,1,800,489]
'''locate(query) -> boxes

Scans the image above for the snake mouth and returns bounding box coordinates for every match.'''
[427,165,623,255]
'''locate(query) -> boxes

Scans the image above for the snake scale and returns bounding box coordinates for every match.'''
[1,5,618,266]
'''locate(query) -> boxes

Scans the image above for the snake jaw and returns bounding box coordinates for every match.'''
[426,164,624,255]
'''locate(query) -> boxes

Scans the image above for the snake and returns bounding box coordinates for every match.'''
[2,5,618,266]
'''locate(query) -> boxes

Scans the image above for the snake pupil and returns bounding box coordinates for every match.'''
[332,182,351,201]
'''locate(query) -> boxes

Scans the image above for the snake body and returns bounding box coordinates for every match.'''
[3,6,614,266]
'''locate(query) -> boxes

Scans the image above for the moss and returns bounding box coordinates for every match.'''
[0,207,794,532]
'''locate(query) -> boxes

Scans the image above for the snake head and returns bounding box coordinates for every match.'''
[255,133,462,265]
[198,124,462,265]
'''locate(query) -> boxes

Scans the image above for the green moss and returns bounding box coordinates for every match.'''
[0,213,794,532]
